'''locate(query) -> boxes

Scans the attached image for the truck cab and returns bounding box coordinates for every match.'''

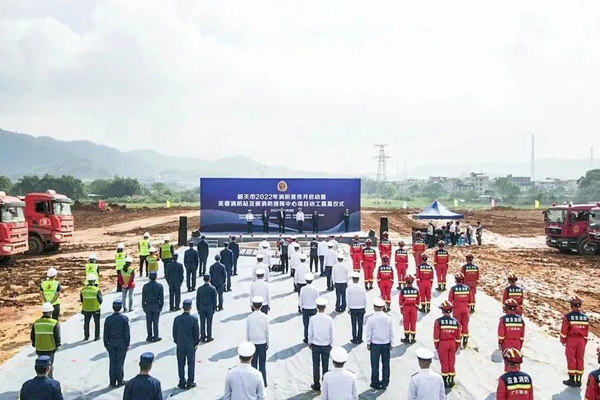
[0,191,29,260]
[24,190,74,255]
[587,205,600,251]
[544,204,596,255]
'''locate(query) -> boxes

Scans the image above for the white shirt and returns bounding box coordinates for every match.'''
[299,284,319,310]
[296,211,305,221]
[347,283,368,310]
[408,369,446,400]
[257,249,272,267]
[308,312,334,346]
[294,262,310,285]
[318,240,328,256]
[322,368,358,400]
[224,363,265,400]
[289,243,299,258]
[290,252,302,270]
[246,213,254,222]
[246,310,270,345]
[427,224,434,235]
[449,223,456,233]
[366,311,395,345]
[324,248,337,267]
[249,280,271,306]
[257,240,271,252]
[252,262,270,282]
[331,239,339,251]
[332,262,350,284]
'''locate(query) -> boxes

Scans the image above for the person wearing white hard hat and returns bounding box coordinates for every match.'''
[31,302,61,379]
[80,274,103,341]
[330,235,339,251]
[296,207,305,233]
[332,253,350,312]
[317,237,329,276]
[252,254,270,283]
[257,235,271,252]
[289,243,302,278]
[249,270,271,314]
[347,271,368,344]
[115,243,127,293]
[324,242,338,291]
[257,242,272,271]
[277,237,289,274]
[138,232,151,277]
[246,296,270,387]
[147,246,159,276]
[119,256,136,312]
[85,253,100,283]
[294,253,310,295]
[224,342,265,400]
[408,348,446,400]
[366,297,394,390]
[321,347,358,400]
[245,209,254,234]
[299,273,319,341]
[40,267,62,320]
[160,237,174,278]
[308,297,334,391]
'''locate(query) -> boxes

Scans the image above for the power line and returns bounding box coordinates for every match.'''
[374,144,390,183]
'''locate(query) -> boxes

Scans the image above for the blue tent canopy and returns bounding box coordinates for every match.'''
[412,200,464,220]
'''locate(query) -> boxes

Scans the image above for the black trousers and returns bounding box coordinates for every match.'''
[280,255,289,273]
[52,304,60,321]
[319,256,325,275]
[108,346,127,385]
[312,223,319,233]
[215,285,224,310]
[199,309,214,339]
[169,284,181,310]
[263,222,269,233]
[186,267,197,291]
[199,256,208,276]
[477,235,482,245]
[370,343,391,387]
[325,266,333,290]
[309,255,319,273]
[83,311,100,340]
[252,343,268,386]
[116,271,122,292]
[298,221,304,233]
[36,351,55,379]
[247,222,253,234]
[225,266,232,291]
[139,255,149,277]
[344,219,350,232]
[302,308,317,341]
[278,221,285,233]
[311,345,331,388]
[350,309,365,342]
[177,345,196,386]
[334,283,347,310]
[145,309,160,340]
[233,256,238,275]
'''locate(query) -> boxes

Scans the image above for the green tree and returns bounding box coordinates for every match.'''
[12,174,86,199]
[492,178,521,203]
[422,183,446,200]
[575,169,600,203]
[0,176,12,193]
[104,177,143,197]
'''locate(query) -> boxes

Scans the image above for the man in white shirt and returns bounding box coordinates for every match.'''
[324,242,338,291]
[224,341,265,400]
[366,298,394,390]
[245,210,254,234]
[332,253,350,312]
[252,255,270,282]
[289,236,298,258]
[296,207,305,233]
[249,270,271,314]
[321,347,358,400]
[308,297,334,391]
[246,297,270,388]
[290,244,302,279]
[257,242,272,270]
[294,254,310,296]
[257,235,271,252]
[449,221,457,246]
[317,238,329,276]
[330,235,339,251]
[299,273,319,342]
[408,348,446,400]
[347,272,368,344]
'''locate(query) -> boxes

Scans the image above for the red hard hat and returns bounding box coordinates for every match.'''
[438,240,445,247]
[416,231,422,237]
[466,254,474,261]
[504,298,519,309]
[502,348,523,364]
[455,272,465,281]
[439,300,454,311]
[381,254,390,262]
[382,231,389,237]
[366,238,372,245]
[420,253,428,260]
[405,274,415,283]
[507,273,518,281]
[569,296,582,306]
[398,240,405,247]
[354,234,359,239]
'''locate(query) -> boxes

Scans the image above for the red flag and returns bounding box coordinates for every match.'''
[99,200,105,210]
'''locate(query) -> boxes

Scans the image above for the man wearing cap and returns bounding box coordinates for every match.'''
[165,253,184,311]
[220,242,234,292]
[584,347,600,400]
[400,275,420,344]
[253,254,271,283]
[347,272,368,344]
[299,273,319,342]
[230,236,240,276]
[376,254,394,312]
[296,207,305,233]
[497,348,533,399]
[330,235,340,251]
[85,254,100,283]
[309,297,334,391]
[80,274,103,341]
[362,239,377,290]
[104,299,131,387]
[350,235,363,274]
[173,299,200,390]
[257,241,272,272]
[160,237,174,274]
[258,234,272,252]
[197,235,209,276]
[246,209,254,234]
[309,237,319,273]
[224,342,265,399]
[40,268,62,320]
[434,301,461,388]
[289,235,298,259]
[139,232,151,277]
[318,237,329,276]
[31,303,61,379]
[20,355,64,400]
[277,206,286,233]
[142,271,164,342]
[332,253,350,312]
[184,242,199,291]
[246,296,270,386]
[197,274,217,341]
[147,247,159,275]
[294,254,310,295]
[321,347,358,400]
[210,255,227,311]
[366,298,394,390]
[115,243,127,292]
[119,257,136,312]
[123,352,163,400]
[250,270,271,314]
[408,348,446,400]
[324,242,337,291]
[290,243,302,278]
[278,237,289,274]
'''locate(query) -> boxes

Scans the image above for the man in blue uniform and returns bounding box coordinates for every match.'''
[196,235,209,276]
[229,237,240,276]
[184,242,199,292]
[20,355,64,400]
[142,271,164,342]
[173,299,200,390]
[220,242,234,292]
[165,253,184,311]
[197,274,217,341]
[103,299,130,387]
[210,255,227,311]
[123,353,163,400]
[309,237,319,273]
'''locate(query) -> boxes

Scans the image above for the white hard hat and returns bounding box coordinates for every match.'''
[262,243,268,248]
[291,235,297,240]
[256,254,264,260]
[238,341,256,357]
[164,237,170,242]
[299,253,307,260]
[373,298,386,308]
[251,296,264,304]
[351,271,360,279]
[255,268,265,276]
[149,246,157,252]
[117,243,125,249]
[88,253,97,260]
[315,297,328,307]
[46,268,57,277]
[305,272,314,281]
[262,234,267,239]
[86,273,97,282]
[125,256,133,263]
[416,348,435,360]
[42,302,54,313]
[337,252,344,259]
[294,244,300,249]
[327,242,334,247]
[143,232,150,238]
[330,346,349,363]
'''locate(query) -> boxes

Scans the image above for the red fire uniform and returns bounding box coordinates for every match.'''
[350,240,363,272]
[433,315,461,378]
[560,310,589,380]
[498,313,525,371]
[394,248,409,286]
[362,246,377,285]
[412,238,426,266]
[416,262,434,308]
[502,285,524,316]
[585,369,600,400]
[399,285,419,336]
[433,248,450,288]
[461,263,480,306]
[496,368,534,400]
[449,283,474,340]
[377,264,394,306]
[378,239,392,262]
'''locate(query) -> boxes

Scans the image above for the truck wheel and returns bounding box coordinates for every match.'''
[577,238,597,256]
[25,236,44,256]
[47,244,60,254]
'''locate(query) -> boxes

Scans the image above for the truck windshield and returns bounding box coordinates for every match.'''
[52,202,72,216]
[590,212,600,230]
[1,205,26,223]
[545,209,566,223]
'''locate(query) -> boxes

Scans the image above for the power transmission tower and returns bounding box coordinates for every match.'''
[374,144,390,182]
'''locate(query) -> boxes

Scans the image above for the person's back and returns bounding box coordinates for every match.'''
[322,368,357,400]
[124,374,162,400]
[224,363,265,400]
[21,376,63,400]
[210,262,226,286]
[408,368,445,400]
[142,280,163,309]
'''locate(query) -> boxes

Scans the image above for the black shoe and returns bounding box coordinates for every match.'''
[448,376,455,388]
[153,337,162,342]
[563,377,576,387]
[380,386,388,390]
[178,383,188,390]
[206,337,214,343]
[94,336,100,341]
[84,337,89,341]
[370,383,381,390]
[146,337,153,342]
[109,383,117,388]
[187,383,197,389]
[117,381,127,387]
[303,339,308,343]
[175,307,181,311]
[311,384,321,391]
[443,377,450,388]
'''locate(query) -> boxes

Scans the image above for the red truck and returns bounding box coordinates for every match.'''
[587,205,600,251]
[544,203,598,255]
[23,190,74,255]
[0,192,29,261]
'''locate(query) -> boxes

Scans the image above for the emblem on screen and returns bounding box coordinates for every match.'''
[277,181,288,192]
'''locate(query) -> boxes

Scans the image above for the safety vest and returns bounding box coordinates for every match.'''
[85,263,100,282]
[115,252,126,271]
[81,285,101,312]
[42,280,60,305]
[161,243,173,259]
[147,255,159,272]
[139,239,150,256]
[121,267,135,285]
[34,317,58,352]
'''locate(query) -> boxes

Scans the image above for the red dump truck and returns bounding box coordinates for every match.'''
[544,203,599,255]
[23,190,74,255]
[587,206,600,251]
[0,191,29,261]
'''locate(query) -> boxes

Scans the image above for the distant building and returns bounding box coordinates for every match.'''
[395,179,424,193]
[506,174,533,189]
[535,178,577,193]
[464,173,490,194]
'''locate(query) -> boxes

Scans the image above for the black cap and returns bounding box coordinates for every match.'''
[35,355,52,366]
[173,253,179,259]
[140,352,155,364]
[183,299,193,309]
[215,254,221,261]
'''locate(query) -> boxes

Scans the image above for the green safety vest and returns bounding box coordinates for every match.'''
[85,263,100,283]
[115,252,126,271]
[34,317,58,352]
[121,267,135,285]
[42,280,60,305]
[139,239,150,256]
[81,285,101,312]
[147,255,159,272]
[161,244,173,259]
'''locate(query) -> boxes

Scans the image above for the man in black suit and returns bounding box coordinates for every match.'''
[277,207,286,233]
[261,210,269,233]
[312,210,319,233]
[343,209,350,232]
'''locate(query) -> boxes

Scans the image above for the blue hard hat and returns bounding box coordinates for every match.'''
[113,299,123,305]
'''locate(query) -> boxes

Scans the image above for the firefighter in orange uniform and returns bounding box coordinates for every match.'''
[502,273,524,316]
[394,241,409,290]
[497,348,534,400]
[584,346,600,400]
[350,235,363,273]
[376,254,394,312]
[448,272,473,348]
[433,241,450,291]
[461,254,479,312]
[399,275,419,344]
[498,299,525,371]
[378,231,392,262]
[416,254,434,313]
[361,239,377,290]
[561,296,589,387]
[434,300,461,389]
[412,231,426,266]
